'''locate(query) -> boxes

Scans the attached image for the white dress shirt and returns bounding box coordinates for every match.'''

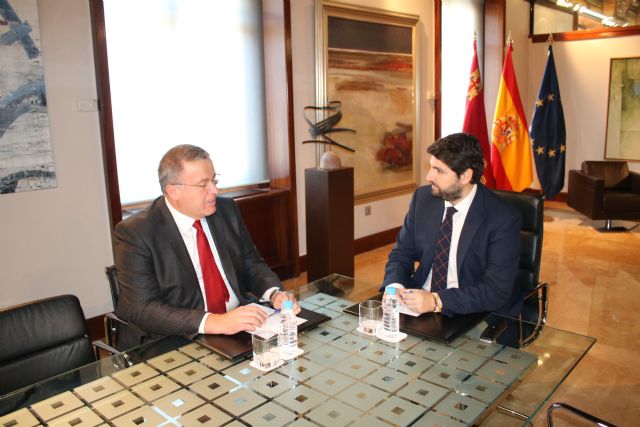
[165,198,276,333]
[423,184,477,291]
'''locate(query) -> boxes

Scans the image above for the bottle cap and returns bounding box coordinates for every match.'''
[386,286,396,295]
[283,300,293,310]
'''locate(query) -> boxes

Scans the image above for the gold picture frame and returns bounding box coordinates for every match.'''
[315,1,420,202]
[604,56,640,162]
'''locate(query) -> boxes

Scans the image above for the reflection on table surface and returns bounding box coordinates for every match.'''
[0,274,595,426]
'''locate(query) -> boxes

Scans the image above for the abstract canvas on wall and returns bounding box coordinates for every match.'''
[605,56,640,162]
[316,2,419,201]
[0,0,56,194]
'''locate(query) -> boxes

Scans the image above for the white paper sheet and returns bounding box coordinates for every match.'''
[398,301,421,317]
[247,303,307,335]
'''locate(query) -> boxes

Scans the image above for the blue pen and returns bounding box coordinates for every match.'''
[268,309,281,318]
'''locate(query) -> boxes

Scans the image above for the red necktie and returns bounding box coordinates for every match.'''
[431,206,457,293]
[193,220,229,313]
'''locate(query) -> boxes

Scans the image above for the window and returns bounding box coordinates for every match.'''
[440,0,485,137]
[102,0,269,205]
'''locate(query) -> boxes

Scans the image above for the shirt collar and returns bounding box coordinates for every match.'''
[165,197,201,233]
[445,183,477,215]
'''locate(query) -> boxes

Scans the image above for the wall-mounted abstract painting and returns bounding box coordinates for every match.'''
[315,1,419,202]
[605,56,640,162]
[0,0,56,194]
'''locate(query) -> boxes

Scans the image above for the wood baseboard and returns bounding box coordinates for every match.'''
[523,188,568,203]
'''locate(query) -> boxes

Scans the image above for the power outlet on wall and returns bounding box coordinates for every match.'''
[364,205,372,216]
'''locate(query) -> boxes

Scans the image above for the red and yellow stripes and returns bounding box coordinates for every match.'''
[490,44,532,192]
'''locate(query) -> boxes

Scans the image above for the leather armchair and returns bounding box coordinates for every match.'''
[568,161,640,231]
[0,295,96,395]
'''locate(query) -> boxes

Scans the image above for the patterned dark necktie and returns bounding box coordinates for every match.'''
[193,220,229,314]
[430,206,457,293]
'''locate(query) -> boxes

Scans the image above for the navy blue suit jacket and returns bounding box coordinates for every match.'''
[383,184,522,316]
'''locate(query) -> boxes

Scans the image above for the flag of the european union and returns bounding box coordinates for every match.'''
[530,45,566,200]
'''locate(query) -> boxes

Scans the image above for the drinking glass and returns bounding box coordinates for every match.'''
[252,332,280,369]
[359,300,382,335]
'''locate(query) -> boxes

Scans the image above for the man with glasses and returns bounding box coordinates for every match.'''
[114,144,298,349]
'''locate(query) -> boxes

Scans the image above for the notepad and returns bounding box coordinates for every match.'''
[195,306,330,360]
[343,293,487,344]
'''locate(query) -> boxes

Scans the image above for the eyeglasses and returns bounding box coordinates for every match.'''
[171,174,220,189]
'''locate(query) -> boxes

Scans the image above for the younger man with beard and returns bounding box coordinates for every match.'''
[382,133,523,317]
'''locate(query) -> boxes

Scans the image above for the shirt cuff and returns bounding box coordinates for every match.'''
[198,313,209,334]
[260,287,280,303]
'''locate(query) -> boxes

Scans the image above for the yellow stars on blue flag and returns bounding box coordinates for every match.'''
[529,45,566,200]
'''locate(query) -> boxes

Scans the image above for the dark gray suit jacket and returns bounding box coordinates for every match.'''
[114,196,281,348]
[383,184,523,316]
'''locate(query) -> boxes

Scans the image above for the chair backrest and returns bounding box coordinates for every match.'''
[0,295,95,395]
[582,160,630,190]
[493,190,544,296]
[105,265,121,308]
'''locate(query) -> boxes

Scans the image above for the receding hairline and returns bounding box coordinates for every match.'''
[158,145,211,193]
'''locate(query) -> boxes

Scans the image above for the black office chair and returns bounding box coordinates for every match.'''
[104,265,129,349]
[547,402,617,427]
[494,190,549,347]
[0,295,107,395]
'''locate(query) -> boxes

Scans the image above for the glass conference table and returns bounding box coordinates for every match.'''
[0,275,595,426]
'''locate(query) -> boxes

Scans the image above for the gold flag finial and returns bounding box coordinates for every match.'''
[547,33,554,45]
[506,31,513,46]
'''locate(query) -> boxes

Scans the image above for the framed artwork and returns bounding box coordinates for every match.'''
[0,0,57,194]
[315,1,420,202]
[605,56,640,162]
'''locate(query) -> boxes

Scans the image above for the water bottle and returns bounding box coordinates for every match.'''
[382,287,400,338]
[278,300,299,358]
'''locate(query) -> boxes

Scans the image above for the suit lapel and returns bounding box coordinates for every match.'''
[156,198,203,304]
[423,195,445,268]
[456,185,487,272]
[206,210,243,300]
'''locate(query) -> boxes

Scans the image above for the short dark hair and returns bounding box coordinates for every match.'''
[427,133,484,184]
[158,145,210,193]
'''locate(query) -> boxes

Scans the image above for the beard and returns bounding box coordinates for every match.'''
[431,181,462,202]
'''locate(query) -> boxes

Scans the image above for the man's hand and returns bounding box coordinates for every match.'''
[399,289,437,314]
[271,290,301,314]
[203,305,268,335]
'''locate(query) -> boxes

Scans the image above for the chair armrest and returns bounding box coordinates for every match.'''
[92,339,119,360]
[630,171,640,194]
[519,282,549,346]
[104,312,128,348]
[569,170,604,192]
[105,312,128,325]
[568,170,605,218]
[92,340,135,369]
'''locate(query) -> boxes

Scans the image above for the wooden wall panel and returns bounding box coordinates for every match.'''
[232,188,296,279]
